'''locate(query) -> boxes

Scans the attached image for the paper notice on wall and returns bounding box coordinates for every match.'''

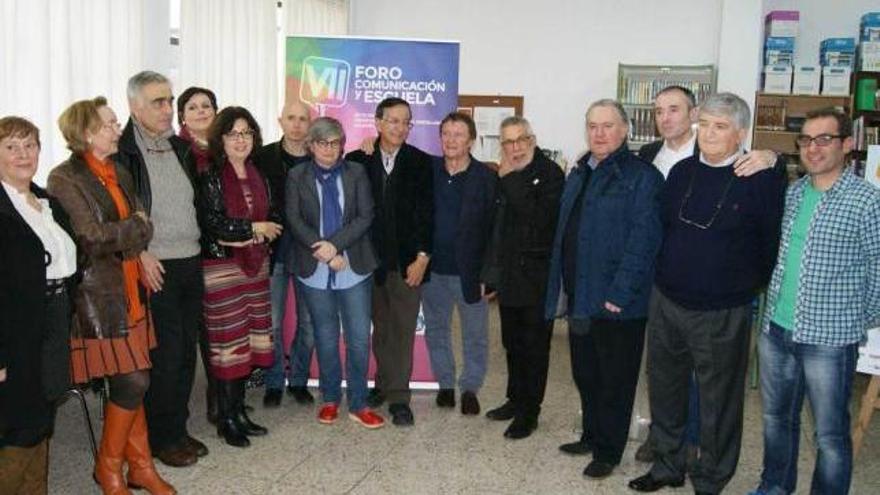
[857,328,880,376]
[472,106,515,162]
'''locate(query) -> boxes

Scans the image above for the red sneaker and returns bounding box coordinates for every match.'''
[349,408,385,429]
[317,404,339,424]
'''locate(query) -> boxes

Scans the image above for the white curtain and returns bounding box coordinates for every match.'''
[178,0,279,143]
[284,0,349,36]
[1,0,146,185]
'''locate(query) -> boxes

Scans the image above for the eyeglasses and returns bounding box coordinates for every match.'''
[382,118,413,129]
[500,135,533,149]
[314,139,342,150]
[678,168,736,230]
[101,121,121,132]
[795,134,842,148]
[224,130,255,141]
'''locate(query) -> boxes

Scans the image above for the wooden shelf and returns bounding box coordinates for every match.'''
[753,93,854,155]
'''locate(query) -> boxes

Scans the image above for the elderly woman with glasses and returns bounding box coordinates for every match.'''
[0,116,77,495]
[198,106,283,448]
[48,98,176,495]
[286,117,384,429]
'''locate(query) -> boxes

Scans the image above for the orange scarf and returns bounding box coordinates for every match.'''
[83,152,146,327]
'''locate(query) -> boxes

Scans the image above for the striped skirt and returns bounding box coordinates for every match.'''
[203,257,274,380]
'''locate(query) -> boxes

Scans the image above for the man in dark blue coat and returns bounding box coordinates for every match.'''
[545,99,664,479]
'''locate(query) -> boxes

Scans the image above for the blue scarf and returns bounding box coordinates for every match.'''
[313,160,344,288]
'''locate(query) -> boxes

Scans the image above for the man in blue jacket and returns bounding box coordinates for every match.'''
[545,99,664,479]
[422,112,496,416]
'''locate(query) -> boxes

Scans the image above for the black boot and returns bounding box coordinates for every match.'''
[232,378,268,436]
[206,375,218,425]
[217,379,250,448]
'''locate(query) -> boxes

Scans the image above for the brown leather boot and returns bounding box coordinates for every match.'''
[125,405,176,495]
[94,402,136,495]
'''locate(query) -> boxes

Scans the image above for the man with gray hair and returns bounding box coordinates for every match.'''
[628,92,786,494]
[115,70,205,467]
[481,115,564,439]
[545,99,664,479]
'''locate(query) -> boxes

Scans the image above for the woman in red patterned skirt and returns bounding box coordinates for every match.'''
[198,107,283,448]
[49,98,175,494]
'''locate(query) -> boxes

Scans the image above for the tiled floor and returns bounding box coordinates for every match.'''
[49,306,880,494]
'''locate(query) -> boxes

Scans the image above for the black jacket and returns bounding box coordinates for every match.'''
[431,156,497,304]
[114,119,197,214]
[346,141,432,285]
[0,183,77,447]
[482,151,565,307]
[197,162,281,260]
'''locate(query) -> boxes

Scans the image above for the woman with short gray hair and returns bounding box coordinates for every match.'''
[285,116,384,429]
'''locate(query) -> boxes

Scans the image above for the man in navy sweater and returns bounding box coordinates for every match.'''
[629,93,786,494]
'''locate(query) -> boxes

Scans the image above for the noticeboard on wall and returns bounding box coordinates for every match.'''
[457,95,524,165]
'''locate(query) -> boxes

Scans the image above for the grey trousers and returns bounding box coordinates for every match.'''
[647,287,752,495]
[371,271,421,405]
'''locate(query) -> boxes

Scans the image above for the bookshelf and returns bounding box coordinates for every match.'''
[853,72,880,168]
[617,64,716,149]
[752,93,851,178]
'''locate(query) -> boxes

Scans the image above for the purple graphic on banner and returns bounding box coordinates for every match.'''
[286,36,460,155]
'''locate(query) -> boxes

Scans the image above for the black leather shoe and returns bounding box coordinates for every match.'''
[287,385,315,404]
[366,388,385,408]
[184,435,209,457]
[235,408,269,436]
[559,440,592,455]
[460,391,480,415]
[503,416,537,439]
[435,389,455,408]
[486,401,516,421]
[583,460,616,479]
[388,403,414,426]
[218,418,250,448]
[628,473,685,492]
[263,388,282,408]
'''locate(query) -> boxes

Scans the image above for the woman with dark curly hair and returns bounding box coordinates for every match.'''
[176,86,218,175]
[198,106,283,447]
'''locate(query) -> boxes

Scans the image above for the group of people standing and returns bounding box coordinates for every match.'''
[0,68,877,495]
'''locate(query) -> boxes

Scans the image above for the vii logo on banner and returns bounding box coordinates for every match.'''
[300,56,351,116]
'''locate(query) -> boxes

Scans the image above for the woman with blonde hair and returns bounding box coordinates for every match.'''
[49,97,174,495]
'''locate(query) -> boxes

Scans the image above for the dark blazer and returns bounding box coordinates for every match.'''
[47,154,153,340]
[545,146,664,320]
[114,119,197,214]
[0,183,77,447]
[196,162,281,260]
[346,141,432,285]
[431,156,497,304]
[285,160,378,278]
[482,151,564,307]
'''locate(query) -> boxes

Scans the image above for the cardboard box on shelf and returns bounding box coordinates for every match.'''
[861,12,880,41]
[821,67,852,96]
[764,37,795,66]
[763,65,793,94]
[793,66,820,95]
[765,10,800,38]
[821,37,856,68]
[860,42,880,71]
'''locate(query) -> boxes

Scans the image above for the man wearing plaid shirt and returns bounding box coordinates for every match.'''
[751,108,880,495]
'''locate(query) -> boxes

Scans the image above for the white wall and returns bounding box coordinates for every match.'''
[717,0,764,147]
[351,0,723,162]
[763,0,874,66]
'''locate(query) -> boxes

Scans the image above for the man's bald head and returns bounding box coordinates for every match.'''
[279,101,313,144]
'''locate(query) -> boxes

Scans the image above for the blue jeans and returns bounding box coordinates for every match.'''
[299,277,372,412]
[265,264,315,391]
[422,273,488,392]
[757,322,857,495]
